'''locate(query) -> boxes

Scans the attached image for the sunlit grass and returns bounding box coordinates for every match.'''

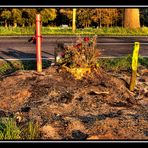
[0,56,147,78]
[0,117,40,140]
[0,118,21,140]
[98,55,148,71]
[0,60,51,78]
[0,26,148,36]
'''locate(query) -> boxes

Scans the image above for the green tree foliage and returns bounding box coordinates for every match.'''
[101,9,119,27]
[11,9,22,27]
[40,8,57,24]
[59,8,73,25]
[140,8,148,26]
[77,9,93,28]
[0,8,147,28]
[1,9,11,27]
[91,9,120,27]
[22,9,37,27]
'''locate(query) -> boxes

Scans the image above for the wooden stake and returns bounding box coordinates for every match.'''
[129,42,140,91]
[36,14,42,72]
[72,8,76,33]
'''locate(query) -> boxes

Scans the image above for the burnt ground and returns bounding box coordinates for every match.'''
[0,66,148,140]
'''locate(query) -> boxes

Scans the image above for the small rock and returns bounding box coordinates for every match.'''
[87,133,121,140]
[88,91,109,95]
[51,63,56,66]
[76,96,83,101]
[121,109,137,115]
[67,119,85,132]
[33,71,46,76]
[40,125,61,140]
[14,112,23,123]
[87,135,99,140]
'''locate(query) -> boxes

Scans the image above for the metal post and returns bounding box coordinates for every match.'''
[36,14,42,72]
[129,42,140,91]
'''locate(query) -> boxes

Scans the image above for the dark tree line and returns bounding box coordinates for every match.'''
[0,8,147,28]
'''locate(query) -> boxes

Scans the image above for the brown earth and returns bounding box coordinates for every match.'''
[0,66,148,140]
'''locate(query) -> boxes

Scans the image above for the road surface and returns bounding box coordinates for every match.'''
[0,36,148,61]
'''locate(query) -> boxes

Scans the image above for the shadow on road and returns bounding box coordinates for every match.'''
[42,51,55,56]
[1,48,38,59]
[0,48,52,76]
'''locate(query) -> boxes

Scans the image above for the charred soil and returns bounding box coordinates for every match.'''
[0,66,148,140]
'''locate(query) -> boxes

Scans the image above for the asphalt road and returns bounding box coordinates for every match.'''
[0,36,148,60]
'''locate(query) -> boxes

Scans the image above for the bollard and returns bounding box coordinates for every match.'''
[129,42,140,91]
[36,14,42,72]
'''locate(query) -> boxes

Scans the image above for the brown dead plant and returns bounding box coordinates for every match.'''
[58,35,101,79]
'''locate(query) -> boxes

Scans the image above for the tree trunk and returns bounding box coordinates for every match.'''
[124,8,140,29]
[4,20,7,28]
[13,22,17,28]
[99,9,102,28]
[85,22,88,28]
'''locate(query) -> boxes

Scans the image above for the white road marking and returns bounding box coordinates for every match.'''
[0,57,55,61]
[0,56,147,61]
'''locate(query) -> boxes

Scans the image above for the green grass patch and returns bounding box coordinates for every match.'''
[139,56,148,67]
[1,26,148,36]
[0,56,147,78]
[0,60,52,78]
[0,117,40,140]
[21,121,40,140]
[98,55,132,71]
[98,55,148,71]
[0,118,21,140]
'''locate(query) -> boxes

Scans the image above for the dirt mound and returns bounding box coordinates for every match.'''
[0,66,147,140]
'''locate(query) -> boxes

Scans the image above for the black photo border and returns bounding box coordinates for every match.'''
[0,1,148,144]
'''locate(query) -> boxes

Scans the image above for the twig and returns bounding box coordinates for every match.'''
[89,90,109,95]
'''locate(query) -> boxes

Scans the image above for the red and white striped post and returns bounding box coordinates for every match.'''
[36,14,42,72]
